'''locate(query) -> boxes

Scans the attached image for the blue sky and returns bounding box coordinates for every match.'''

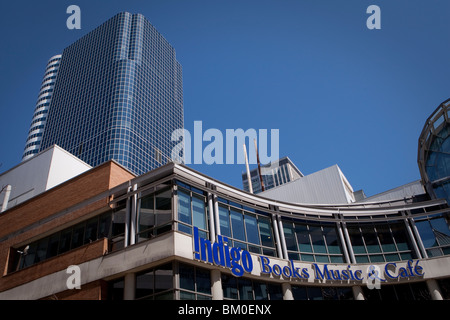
[1,0,449,198]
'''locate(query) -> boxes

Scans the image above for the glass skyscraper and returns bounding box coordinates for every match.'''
[33,12,183,175]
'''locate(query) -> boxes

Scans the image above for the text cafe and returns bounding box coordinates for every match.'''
[193,227,425,284]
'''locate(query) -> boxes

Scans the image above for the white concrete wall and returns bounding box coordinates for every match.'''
[0,145,91,211]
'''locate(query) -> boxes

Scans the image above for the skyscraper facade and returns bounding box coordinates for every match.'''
[22,55,62,161]
[36,12,183,175]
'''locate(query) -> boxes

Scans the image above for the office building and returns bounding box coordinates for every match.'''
[242,157,303,194]
[27,12,183,175]
[22,55,62,161]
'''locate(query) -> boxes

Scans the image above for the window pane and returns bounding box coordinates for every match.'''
[238,278,253,300]
[196,268,211,295]
[253,281,269,300]
[222,275,238,299]
[178,190,191,224]
[98,214,111,238]
[156,189,172,226]
[84,217,98,244]
[391,223,410,251]
[348,226,366,254]
[230,209,245,241]
[139,194,154,232]
[46,233,60,259]
[258,217,274,247]
[219,205,231,237]
[323,225,341,254]
[155,263,173,293]
[59,228,72,254]
[71,224,85,249]
[192,196,207,230]
[362,225,381,253]
[136,271,154,299]
[35,237,49,263]
[244,214,260,245]
[377,224,396,252]
[112,207,126,236]
[430,217,450,246]
[268,284,283,300]
[415,220,437,248]
[283,223,298,251]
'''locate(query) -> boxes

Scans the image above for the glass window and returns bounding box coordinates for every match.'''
[219,205,231,237]
[238,278,253,300]
[310,225,326,254]
[192,195,207,230]
[84,218,98,244]
[244,214,260,245]
[377,224,396,252]
[415,220,437,248]
[295,223,312,253]
[177,190,191,225]
[222,275,238,299]
[323,225,341,254]
[59,228,72,254]
[136,271,154,299]
[195,268,211,296]
[179,264,195,291]
[348,226,366,254]
[253,281,269,300]
[258,217,274,248]
[283,223,298,251]
[230,209,246,241]
[35,237,49,263]
[46,233,60,259]
[139,194,154,233]
[361,226,381,253]
[155,263,173,293]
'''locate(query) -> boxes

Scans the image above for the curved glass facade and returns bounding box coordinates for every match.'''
[7,163,450,300]
[22,55,61,161]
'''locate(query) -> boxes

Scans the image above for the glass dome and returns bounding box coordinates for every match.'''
[418,98,450,203]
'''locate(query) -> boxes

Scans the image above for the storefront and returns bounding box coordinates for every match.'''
[3,162,449,300]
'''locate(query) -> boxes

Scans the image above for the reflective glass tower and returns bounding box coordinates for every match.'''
[38,12,183,175]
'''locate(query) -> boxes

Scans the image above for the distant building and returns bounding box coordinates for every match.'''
[242,156,303,193]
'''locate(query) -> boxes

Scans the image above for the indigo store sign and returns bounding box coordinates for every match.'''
[193,227,425,282]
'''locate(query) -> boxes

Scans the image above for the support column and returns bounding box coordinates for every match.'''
[282,283,293,300]
[211,269,223,300]
[123,273,136,300]
[352,286,365,300]
[272,214,283,259]
[207,192,216,242]
[426,279,443,300]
